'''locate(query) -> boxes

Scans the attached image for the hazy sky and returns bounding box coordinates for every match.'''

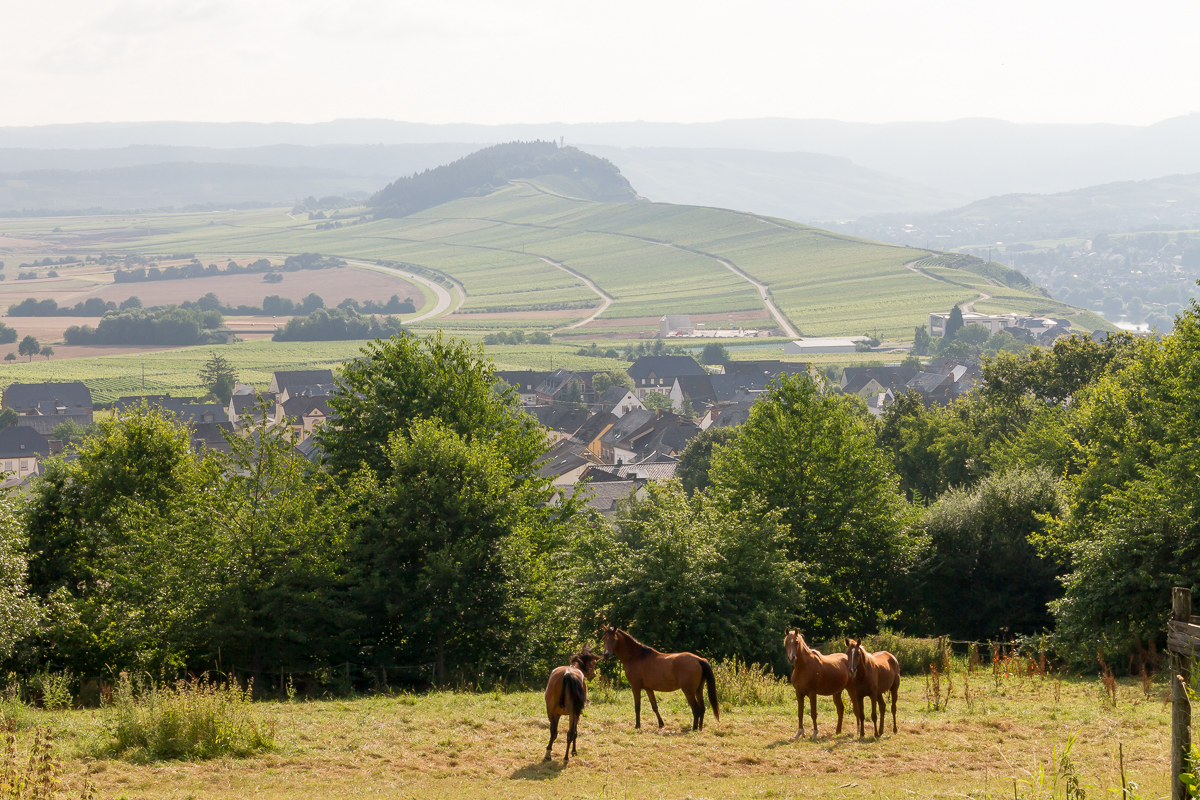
[3,0,1198,127]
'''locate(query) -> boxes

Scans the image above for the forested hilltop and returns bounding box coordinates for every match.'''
[369,141,638,217]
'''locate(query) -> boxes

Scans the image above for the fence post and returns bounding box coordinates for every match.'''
[1173,587,1192,800]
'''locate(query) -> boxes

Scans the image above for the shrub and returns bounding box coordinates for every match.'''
[710,657,789,707]
[819,630,951,675]
[101,673,275,761]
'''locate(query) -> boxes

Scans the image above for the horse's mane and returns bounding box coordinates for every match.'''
[617,628,657,658]
[570,646,598,671]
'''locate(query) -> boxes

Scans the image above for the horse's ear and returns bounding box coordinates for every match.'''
[844,637,852,647]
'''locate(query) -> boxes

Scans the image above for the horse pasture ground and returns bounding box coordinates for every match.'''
[6,674,1171,799]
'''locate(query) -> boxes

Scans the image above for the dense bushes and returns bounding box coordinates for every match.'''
[113,253,344,283]
[64,306,223,346]
[272,307,404,341]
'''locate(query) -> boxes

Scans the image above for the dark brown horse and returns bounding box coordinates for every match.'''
[845,638,900,738]
[544,646,599,765]
[601,626,719,731]
[784,630,848,738]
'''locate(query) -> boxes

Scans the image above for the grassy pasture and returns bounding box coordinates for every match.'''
[5,673,1170,800]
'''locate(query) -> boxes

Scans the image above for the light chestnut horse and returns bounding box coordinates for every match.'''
[601,626,719,731]
[784,630,848,738]
[544,646,599,765]
[845,638,900,738]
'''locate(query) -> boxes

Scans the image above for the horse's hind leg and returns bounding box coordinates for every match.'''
[564,713,578,765]
[645,689,665,729]
[873,695,883,738]
[833,691,845,735]
[685,685,704,731]
[544,714,559,761]
[869,694,879,739]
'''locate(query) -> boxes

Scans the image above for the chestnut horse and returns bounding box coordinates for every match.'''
[784,630,848,738]
[845,638,900,737]
[544,646,599,765]
[601,626,719,731]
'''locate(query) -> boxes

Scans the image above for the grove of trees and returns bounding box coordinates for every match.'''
[5,299,1200,685]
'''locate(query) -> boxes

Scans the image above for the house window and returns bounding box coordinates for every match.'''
[3,461,10,471]
[20,460,28,472]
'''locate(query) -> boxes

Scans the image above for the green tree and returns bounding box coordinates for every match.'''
[351,418,552,681]
[565,481,803,668]
[39,345,53,360]
[591,369,634,393]
[700,342,730,365]
[710,374,921,637]
[24,406,215,671]
[676,426,738,495]
[198,350,237,404]
[320,333,547,484]
[915,468,1063,640]
[640,390,673,411]
[943,305,964,340]
[0,408,17,429]
[912,325,932,356]
[49,420,91,447]
[18,335,39,361]
[0,494,41,662]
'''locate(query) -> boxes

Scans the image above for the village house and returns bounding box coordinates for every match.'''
[589,386,645,418]
[0,425,57,486]
[526,403,590,444]
[3,382,93,435]
[626,355,707,402]
[496,370,548,405]
[535,368,594,405]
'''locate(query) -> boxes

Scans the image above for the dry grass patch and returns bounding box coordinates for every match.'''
[0,674,1174,799]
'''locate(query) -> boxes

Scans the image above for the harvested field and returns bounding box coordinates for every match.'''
[8,674,1171,799]
[86,269,423,310]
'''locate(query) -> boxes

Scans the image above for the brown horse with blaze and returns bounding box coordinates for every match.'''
[784,630,849,738]
[601,626,719,731]
[544,646,599,765]
[845,638,900,738]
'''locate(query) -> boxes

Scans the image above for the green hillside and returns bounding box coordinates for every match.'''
[1,179,1099,342]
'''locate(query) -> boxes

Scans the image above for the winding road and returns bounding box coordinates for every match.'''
[344,259,464,323]
[536,256,614,329]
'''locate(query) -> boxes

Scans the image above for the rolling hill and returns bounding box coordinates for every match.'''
[369,141,637,217]
[26,180,1101,342]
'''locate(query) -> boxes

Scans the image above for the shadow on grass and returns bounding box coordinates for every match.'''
[511,760,564,780]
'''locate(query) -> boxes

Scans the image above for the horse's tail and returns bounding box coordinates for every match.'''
[563,670,587,714]
[700,658,719,721]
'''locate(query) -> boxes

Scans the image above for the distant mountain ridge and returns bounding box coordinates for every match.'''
[369,141,637,217]
[0,162,376,213]
[847,171,1200,249]
[5,115,1200,198]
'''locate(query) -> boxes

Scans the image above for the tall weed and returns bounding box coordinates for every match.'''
[0,724,94,800]
[710,657,789,707]
[99,673,275,762]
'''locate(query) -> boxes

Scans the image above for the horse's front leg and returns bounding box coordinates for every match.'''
[633,685,642,729]
[809,693,819,738]
[870,694,880,739]
[645,689,664,728]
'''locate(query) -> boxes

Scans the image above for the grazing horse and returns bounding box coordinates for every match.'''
[844,638,900,738]
[601,626,719,731]
[784,630,848,738]
[544,646,599,765]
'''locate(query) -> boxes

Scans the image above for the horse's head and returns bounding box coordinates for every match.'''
[572,644,599,680]
[784,629,802,664]
[601,626,618,658]
[845,638,863,676]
